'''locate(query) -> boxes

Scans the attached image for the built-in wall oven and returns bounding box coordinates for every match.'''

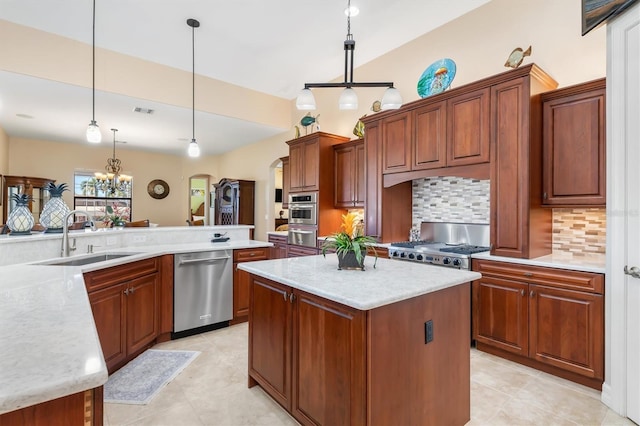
[288,192,318,247]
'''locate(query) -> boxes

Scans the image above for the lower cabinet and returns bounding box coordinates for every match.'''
[287,245,319,257]
[267,233,288,259]
[472,259,604,389]
[84,257,164,374]
[248,275,471,425]
[232,247,270,324]
[248,277,366,425]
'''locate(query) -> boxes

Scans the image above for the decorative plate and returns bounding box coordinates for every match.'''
[147,179,170,199]
[417,58,457,98]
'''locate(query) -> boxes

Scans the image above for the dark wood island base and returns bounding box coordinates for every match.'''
[247,274,471,426]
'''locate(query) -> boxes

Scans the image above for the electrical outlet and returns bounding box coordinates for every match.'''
[132,235,146,243]
[425,320,433,344]
[106,237,117,246]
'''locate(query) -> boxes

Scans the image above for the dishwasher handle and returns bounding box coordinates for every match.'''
[178,256,231,266]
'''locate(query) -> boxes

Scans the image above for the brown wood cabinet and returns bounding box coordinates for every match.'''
[248,274,471,426]
[232,247,270,324]
[413,101,447,170]
[0,388,103,426]
[541,78,606,206]
[287,245,319,257]
[280,156,290,209]
[84,257,165,374]
[472,259,604,389]
[334,139,365,208]
[287,132,349,193]
[447,87,491,167]
[490,67,557,259]
[2,175,54,225]
[268,233,288,259]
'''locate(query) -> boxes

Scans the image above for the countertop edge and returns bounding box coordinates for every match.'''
[471,252,606,274]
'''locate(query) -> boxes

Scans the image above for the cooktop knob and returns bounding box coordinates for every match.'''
[392,251,399,257]
[408,253,415,259]
[416,254,423,261]
[452,258,462,267]
[443,257,451,265]
[400,252,406,258]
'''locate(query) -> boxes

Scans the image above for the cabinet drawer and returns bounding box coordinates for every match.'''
[472,260,603,294]
[84,257,160,293]
[234,247,269,262]
[268,234,288,244]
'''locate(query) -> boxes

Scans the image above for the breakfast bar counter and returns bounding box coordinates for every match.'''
[239,254,480,426]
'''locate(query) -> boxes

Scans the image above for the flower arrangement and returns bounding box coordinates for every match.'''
[101,202,130,227]
[321,212,377,270]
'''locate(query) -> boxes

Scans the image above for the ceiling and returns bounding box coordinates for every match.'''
[0,0,490,156]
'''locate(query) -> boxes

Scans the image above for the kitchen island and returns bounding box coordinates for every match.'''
[239,254,481,426]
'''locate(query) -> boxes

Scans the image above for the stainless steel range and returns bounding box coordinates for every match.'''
[388,222,490,270]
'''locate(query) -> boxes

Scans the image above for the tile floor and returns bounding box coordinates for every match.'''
[104,323,634,426]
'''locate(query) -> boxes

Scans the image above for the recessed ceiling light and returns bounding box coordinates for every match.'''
[16,113,34,119]
[133,107,154,114]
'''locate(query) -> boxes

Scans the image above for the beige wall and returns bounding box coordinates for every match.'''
[1,0,607,240]
[7,137,220,226]
[0,125,8,223]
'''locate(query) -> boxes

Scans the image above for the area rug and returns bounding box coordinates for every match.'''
[104,349,200,405]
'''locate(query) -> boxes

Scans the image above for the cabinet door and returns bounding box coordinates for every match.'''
[354,141,365,207]
[473,276,529,356]
[288,142,304,192]
[233,264,250,320]
[302,138,319,191]
[89,284,127,372]
[249,277,292,409]
[413,101,447,170]
[382,112,412,174]
[542,83,606,206]
[334,144,356,208]
[281,156,290,209]
[291,291,366,426]
[529,284,604,379]
[447,88,490,167]
[126,273,159,356]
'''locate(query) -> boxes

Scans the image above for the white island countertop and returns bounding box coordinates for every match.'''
[238,254,481,310]
[0,265,107,415]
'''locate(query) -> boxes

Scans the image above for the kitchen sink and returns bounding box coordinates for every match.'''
[41,253,140,266]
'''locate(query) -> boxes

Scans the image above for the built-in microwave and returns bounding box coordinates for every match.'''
[288,192,317,225]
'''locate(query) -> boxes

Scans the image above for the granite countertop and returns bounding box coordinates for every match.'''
[238,254,480,310]
[0,238,271,415]
[472,251,606,274]
[0,266,107,415]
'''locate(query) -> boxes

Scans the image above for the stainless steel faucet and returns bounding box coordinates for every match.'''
[61,210,97,257]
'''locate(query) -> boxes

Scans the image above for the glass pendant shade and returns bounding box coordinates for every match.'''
[86,120,101,143]
[381,87,403,110]
[188,139,200,157]
[339,88,358,110]
[296,88,317,110]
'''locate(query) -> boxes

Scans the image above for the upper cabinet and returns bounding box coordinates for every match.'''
[286,132,349,193]
[280,156,290,209]
[334,139,365,208]
[446,88,491,167]
[2,175,55,225]
[541,78,606,207]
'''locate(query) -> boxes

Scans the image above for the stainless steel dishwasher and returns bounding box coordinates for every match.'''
[174,250,232,334]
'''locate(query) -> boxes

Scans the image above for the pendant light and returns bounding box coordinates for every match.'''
[86,0,101,143]
[187,18,200,158]
[295,0,402,111]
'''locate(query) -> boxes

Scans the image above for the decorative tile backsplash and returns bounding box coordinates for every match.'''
[412,177,490,227]
[552,208,606,255]
[411,177,606,256]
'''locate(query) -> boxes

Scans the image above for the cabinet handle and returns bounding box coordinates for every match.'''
[249,253,256,257]
[283,291,288,301]
[289,293,295,303]
[530,290,535,298]
[543,192,548,200]
[520,289,525,296]
[130,286,135,294]
[523,272,533,277]
[124,288,129,295]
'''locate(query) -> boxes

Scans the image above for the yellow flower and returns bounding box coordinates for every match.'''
[341,212,358,238]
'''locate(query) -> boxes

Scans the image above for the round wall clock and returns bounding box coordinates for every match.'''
[147,179,170,199]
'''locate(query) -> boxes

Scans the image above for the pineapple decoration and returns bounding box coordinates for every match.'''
[6,193,35,235]
[40,182,71,233]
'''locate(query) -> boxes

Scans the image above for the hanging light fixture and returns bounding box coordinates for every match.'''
[95,129,131,195]
[86,0,101,143]
[295,0,402,111]
[187,18,201,158]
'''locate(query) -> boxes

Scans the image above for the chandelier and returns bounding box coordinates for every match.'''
[295,0,402,111]
[95,128,131,195]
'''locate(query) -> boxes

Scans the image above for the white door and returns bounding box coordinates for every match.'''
[606,3,640,421]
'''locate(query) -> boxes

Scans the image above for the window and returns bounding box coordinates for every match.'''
[73,172,132,225]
